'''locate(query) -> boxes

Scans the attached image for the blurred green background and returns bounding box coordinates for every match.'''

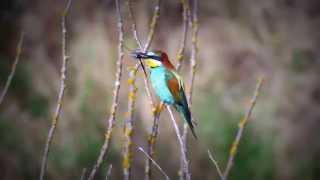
[1,0,320,179]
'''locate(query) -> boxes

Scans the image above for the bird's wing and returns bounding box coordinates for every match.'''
[166,71,198,139]
[166,71,185,103]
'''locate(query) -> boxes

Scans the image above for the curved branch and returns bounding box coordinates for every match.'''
[0,32,24,105]
[223,77,265,180]
[87,0,125,179]
[39,1,72,180]
[176,0,190,71]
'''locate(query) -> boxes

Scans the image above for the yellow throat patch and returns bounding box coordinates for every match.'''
[145,59,161,68]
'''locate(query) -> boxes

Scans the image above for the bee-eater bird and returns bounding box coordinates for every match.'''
[132,50,197,139]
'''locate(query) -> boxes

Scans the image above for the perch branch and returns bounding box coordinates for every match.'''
[180,0,199,178]
[39,1,71,180]
[223,77,265,180]
[166,106,190,180]
[127,0,162,179]
[145,103,163,180]
[138,147,170,180]
[127,0,157,108]
[87,0,125,179]
[141,0,161,109]
[0,32,24,105]
[143,1,163,179]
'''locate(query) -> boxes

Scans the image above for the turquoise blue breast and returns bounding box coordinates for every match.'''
[150,66,175,105]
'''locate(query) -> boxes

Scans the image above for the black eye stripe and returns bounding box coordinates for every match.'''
[149,55,161,61]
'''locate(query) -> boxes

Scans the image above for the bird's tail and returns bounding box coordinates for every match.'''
[175,104,198,139]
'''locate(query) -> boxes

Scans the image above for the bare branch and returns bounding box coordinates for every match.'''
[166,106,190,180]
[176,0,190,71]
[0,32,24,105]
[87,0,125,179]
[140,0,161,109]
[127,0,157,109]
[127,0,162,179]
[187,0,199,104]
[138,147,170,180]
[127,0,142,49]
[180,0,199,178]
[207,150,224,179]
[122,66,139,180]
[143,0,161,51]
[39,1,71,180]
[145,103,163,180]
[142,1,163,179]
[223,77,265,180]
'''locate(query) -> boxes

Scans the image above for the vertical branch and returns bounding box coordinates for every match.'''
[223,77,265,180]
[39,1,71,180]
[166,106,190,180]
[180,0,199,179]
[143,0,161,51]
[127,0,142,49]
[140,0,161,111]
[0,32,24,105]
[145,103,163,180]
[143,1,163,179]
[122,66,138,180]
[187,0,199,104]
[127,0,162,179]
[87,0,125,179]
[127,0,157,108]
[176,0,190,71]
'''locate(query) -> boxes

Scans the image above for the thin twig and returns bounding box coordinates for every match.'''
[127,0,157,109]
[127,0,142,48]
[142,1,163,179]
[143,0,161,51]
[187,0,199,104]
[80,168,87,180]
[145,103,163,180]
[87,0,125,179]
[0,32,24,105]
[176,0,190,71]
[122,66,139,180]
[138,147,170,180]
[141,0,161,109]
[39,1,71,180]
[223,77,265,180]
[207,150,224,179]
[166,106,190,179]
[180,0,199,179]
[105,165,112,180]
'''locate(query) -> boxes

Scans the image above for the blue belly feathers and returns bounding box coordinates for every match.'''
[150,66,175,105]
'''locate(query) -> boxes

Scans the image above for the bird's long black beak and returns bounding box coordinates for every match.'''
[131,51,149,59]
[131,50,149,77]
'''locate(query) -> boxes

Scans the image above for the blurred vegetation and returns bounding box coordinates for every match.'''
[1,0,320,179]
